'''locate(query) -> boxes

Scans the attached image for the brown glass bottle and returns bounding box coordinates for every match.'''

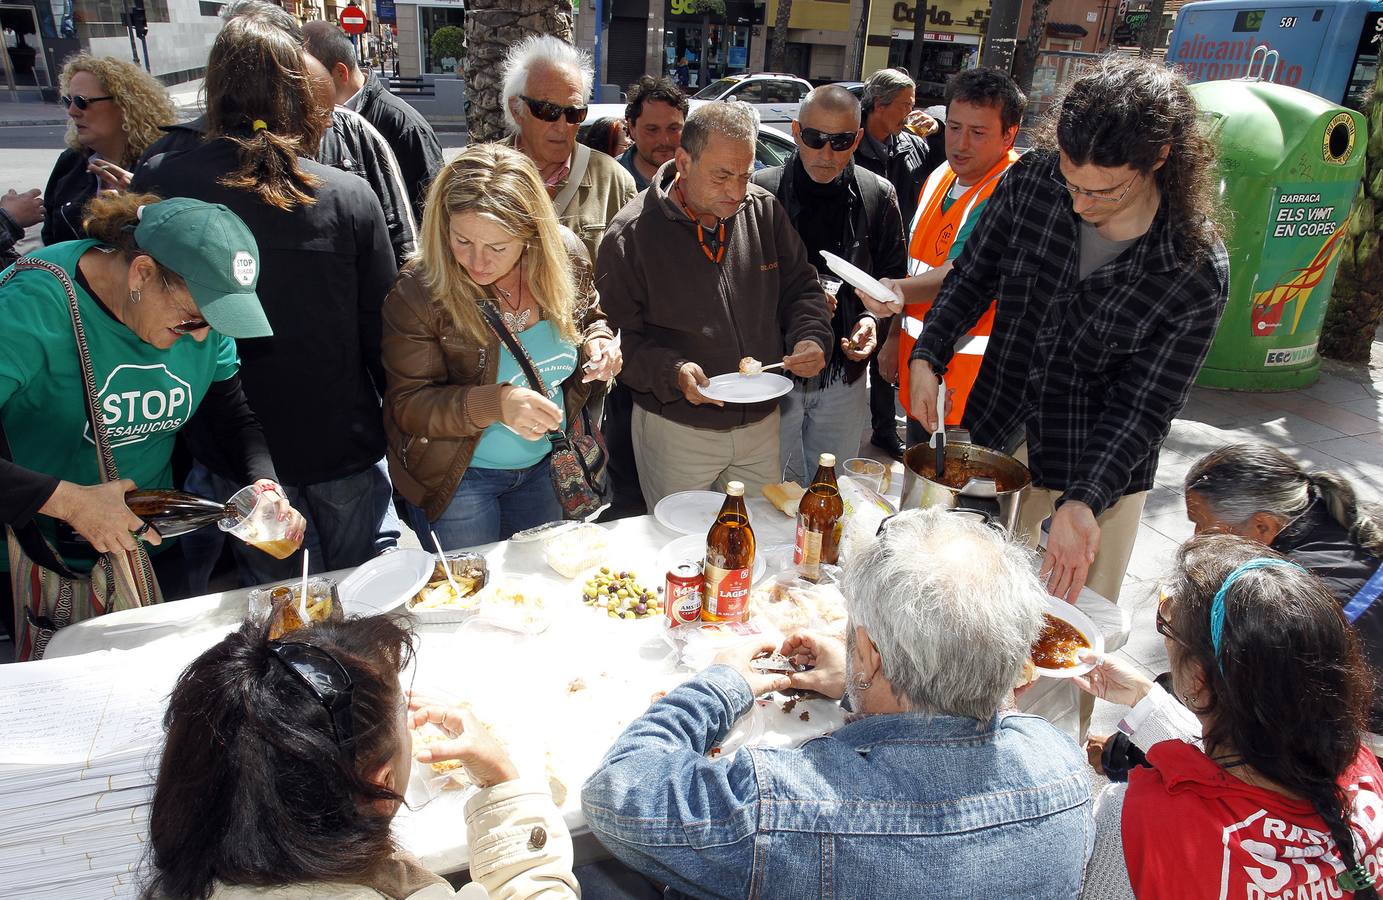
[702,481,755,622]
[795,453,844,581]
[61,489,232,543]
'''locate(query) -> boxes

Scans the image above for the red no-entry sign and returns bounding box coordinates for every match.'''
[339,6,367,34]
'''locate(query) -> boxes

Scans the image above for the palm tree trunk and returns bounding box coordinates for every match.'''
[769,0,793,72]
[462,0,575,143]
[1320,71,1383,363]
[1013,0,1052,93]
[907,0,928,82]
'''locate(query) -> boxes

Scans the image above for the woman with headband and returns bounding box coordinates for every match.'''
[1076,534,1383,900]
[1184,442,1383,743]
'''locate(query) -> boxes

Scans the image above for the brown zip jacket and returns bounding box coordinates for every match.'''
[381,227,612,521]
[596,160,833,430]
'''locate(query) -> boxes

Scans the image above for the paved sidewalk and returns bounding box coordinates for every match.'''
[0,77,203,126]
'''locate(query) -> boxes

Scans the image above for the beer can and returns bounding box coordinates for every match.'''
[665,563,705,626]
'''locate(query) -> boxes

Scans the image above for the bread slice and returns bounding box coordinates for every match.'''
[762,481,805,517]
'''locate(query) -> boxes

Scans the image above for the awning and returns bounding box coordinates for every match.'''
[1046,22,1090,37]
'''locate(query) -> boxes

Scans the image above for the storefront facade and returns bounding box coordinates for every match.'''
[861,0,987,99]
[393,0,463,77]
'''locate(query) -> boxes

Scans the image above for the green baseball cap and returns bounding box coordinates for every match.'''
[134,198,274,339]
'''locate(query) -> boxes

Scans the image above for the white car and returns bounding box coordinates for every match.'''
[690,73,814,126]
[583,102,797,169]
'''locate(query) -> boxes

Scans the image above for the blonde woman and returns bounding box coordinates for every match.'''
[43,54,175,244]
[383,144,620,547]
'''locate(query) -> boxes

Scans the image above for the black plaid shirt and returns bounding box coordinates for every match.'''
[912,151,1229,516]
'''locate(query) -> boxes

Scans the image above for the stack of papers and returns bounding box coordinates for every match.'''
[0,647,192,898]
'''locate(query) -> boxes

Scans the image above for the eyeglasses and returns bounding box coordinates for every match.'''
[519,95,589,125]
[268,640,355,752]
[61,94,114,111]
[171,318,210,334]
[799,126,858,152]
[1050,170,1139,204]
[1154,587,1184,645]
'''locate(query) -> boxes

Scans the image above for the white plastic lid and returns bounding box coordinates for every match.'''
[819,453,836,467]
[726,481,745,496]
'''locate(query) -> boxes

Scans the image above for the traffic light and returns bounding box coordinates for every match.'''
[129,0,147,37]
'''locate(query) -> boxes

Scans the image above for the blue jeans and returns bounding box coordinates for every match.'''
[404,459,560,551]
[181,459,401,591]
[778,374,870,486]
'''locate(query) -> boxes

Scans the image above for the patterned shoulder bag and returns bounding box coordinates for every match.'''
[1,256,163,660]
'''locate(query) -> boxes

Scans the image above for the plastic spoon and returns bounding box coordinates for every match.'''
[299,549,310,628]
[929,378,947,482]
[429,530,462,596]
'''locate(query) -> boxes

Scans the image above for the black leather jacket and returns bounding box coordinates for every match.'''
[136,108,417,267]
[353,73,442,221]
[853,122,938,228]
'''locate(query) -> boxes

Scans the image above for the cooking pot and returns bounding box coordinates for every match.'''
[900,441,1031,533]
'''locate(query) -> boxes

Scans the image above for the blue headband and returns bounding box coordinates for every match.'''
[1209,558,1304,672]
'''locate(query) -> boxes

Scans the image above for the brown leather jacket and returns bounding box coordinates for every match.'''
[381,228,612,521]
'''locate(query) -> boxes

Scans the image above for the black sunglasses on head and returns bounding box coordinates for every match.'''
[799,126,858,152]
[519,95,589,125]
[268,639,356,752]
[62,94,114,110]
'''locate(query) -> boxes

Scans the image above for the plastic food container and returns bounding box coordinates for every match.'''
[407,553,489,625]
[542,523,610,579]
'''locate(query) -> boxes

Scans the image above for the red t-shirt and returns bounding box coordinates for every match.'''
[1124,740,1383,899]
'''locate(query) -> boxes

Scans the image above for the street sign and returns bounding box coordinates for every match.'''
[339,5,367,35]
[375,0,395,23]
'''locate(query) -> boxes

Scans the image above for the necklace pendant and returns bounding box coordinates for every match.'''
[501,308,532,332]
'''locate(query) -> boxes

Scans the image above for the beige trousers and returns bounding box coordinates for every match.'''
[632,406,781,508]
[1014,444,1148,740]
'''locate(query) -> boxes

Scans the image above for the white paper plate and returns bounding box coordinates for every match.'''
[1032,598,1105,679]
[820,250,895,305]
[338,549,434,616]
[654,490,725,535]
[701,372,793,404]
[657,533,767,583]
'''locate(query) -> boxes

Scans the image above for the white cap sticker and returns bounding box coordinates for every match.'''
[232,251,256,287]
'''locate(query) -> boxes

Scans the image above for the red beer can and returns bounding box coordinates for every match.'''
[665,563,705,626]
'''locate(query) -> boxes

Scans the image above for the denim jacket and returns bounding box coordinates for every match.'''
[581,665,1094,899]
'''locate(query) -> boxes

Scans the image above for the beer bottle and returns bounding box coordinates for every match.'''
[60,489,233,543]
[795,453,844,581]
[702,481,755,622]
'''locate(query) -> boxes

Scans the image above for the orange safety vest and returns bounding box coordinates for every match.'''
[898,149,1019,426]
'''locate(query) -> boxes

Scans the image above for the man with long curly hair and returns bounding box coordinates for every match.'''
[907,56,1230,613]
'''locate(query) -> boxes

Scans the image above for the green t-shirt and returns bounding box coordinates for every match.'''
[470,319,576,471]
[0,241,239,558]
[943,193,990,262]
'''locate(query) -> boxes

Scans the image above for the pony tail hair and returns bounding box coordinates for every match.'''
[1309,470,1383,556]
[1308,783,1380,900]
[217,128,323,212]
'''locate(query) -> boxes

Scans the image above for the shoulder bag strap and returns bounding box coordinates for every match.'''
[1344,565,1383,624]
[2,256,159,601]
[551,142,591,217]
[477,302,563,442]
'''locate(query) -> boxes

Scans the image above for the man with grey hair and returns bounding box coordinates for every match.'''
[582,507,1093,895]
[752,85,907,484]
[499,33,635,261]
[598,102,833,507]
[856,67,941,462]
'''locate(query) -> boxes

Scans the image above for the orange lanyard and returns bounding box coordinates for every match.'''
[674,178,726,265]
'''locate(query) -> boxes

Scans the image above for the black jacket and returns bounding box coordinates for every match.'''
[1272,498,1383,732]
[752,155,907,384]
[137,110,417,268]
[354,73,443,221]
[41,148,98,246]
[132,135,397,486]
[853,124,937,228]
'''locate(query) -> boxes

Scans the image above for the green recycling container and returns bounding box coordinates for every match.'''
[1191,80,1367,390]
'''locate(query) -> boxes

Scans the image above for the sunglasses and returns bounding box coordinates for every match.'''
[171,318,210,334]
[1050,170,1139,204]
[1154,587,1184,645]
[519,95,589,125]
[62,94,114,110]
[799,126,858,152]
[268,640,356,751]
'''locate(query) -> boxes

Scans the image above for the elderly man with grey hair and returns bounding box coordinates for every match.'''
[582,507,1094,896]
[752,85,907,485]
[856,67,942,463]
[499,33,635,261]
[597,101,833,507]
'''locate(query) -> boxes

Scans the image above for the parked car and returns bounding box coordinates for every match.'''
[583,102,797,170]
[690,73,814,126]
